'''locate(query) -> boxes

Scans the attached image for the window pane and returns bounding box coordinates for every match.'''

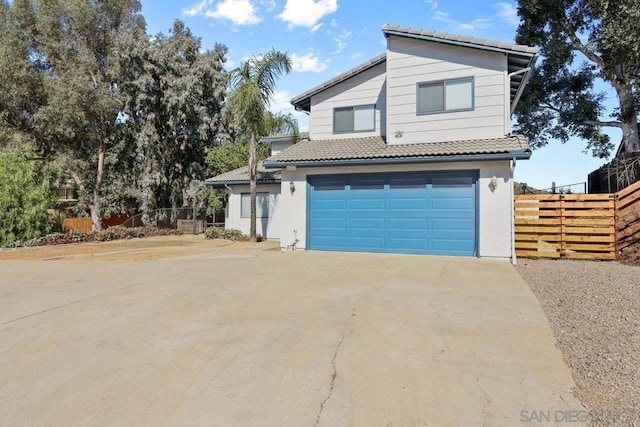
[432,176,473,188]
[446,79,473,110]
[334,108,353,132]
[353,105,374,131]
[350,177,384,190]
[418,83,444,113]
[257,193,269,218]
[241,193,269,218]
[390,177,428,189]
[241,193,250,217]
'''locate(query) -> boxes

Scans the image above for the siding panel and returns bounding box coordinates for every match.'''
[310,63,386,140]
[386,35,507,143]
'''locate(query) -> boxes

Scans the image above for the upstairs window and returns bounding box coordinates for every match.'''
[417,78,473,114]
[333,105,375,133]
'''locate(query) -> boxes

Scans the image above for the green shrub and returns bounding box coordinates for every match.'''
[204,227,249,241]
[5,226,182,248]
[0,147,60,246]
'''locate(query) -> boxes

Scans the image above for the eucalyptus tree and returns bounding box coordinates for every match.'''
[114,20,227,224]
[6,0,145,230]
[0,0,44,149]
[228,50,293,241]
[515,0,640,158]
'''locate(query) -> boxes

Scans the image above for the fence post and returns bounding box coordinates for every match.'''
[559,194,566,258]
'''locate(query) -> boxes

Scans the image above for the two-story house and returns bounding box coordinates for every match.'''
[207,24,538,260]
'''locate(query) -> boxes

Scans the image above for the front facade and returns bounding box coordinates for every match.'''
[207,25,537,260]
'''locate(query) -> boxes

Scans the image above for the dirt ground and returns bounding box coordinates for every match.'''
[618,241,640,266]
[0,235,278,261]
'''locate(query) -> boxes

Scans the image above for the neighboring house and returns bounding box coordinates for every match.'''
[206,24,538,259]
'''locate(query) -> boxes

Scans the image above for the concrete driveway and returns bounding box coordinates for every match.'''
[0,239,584,426]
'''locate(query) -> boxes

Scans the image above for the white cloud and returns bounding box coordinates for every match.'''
[433,11,492,33]
[425,0,438,10]
[183,0,261,26]
[332,29,351,54]
[183,0,213,17]
[277,0,338,29]
[310,23,323,33]
[495,2,520,26]
[269,90,309,127]
[291,53,329,73]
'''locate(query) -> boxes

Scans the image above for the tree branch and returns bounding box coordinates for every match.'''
[583,120,622,128]
[559,13,606,70]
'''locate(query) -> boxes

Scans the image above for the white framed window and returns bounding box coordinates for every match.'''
[333,104,375,133]
[241,193,269,218]
[417,77,473,114]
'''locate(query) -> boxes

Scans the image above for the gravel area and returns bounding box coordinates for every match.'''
[515,259,640,426]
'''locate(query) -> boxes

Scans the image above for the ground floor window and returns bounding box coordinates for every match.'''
[241,192,269,218]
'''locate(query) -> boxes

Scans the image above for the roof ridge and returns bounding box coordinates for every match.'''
[382,24,538,54]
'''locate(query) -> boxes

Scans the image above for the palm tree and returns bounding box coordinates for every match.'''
[228,49,293,242]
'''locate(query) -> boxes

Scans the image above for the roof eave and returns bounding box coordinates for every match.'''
[204,179,282,188]
[264,150,532,169]
[290,54,387,112]
[510,53,539,113]
[383,28,538,57]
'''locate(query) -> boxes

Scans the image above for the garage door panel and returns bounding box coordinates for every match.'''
[349,237,386,250]
[388,238,428,251]
[312,217,347,228]
[388,218,427,229]
[313,236,348,248]
[432,197,474,209]
[432,218,475,231]
[308,172,477,256]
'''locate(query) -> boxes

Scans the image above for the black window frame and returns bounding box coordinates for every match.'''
[333,104,376,134]
[416,77,474,115]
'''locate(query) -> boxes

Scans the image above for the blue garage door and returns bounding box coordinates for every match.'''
[307,171,477,256]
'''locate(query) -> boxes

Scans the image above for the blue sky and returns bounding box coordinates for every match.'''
[140,0,617,191]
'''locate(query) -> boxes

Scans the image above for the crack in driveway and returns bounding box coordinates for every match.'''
[314,308,356,427]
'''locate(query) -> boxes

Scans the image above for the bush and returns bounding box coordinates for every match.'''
[0,147,60,246]
[4,226,182,248]
[203,227,262,241]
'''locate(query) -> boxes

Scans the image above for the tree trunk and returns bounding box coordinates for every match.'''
[249,131,258,242]
[91,140,105,232]
[616,83,640,154]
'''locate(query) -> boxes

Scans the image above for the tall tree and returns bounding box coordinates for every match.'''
[0,0,44,148]
[228,50,293,242]
[114,20,227,224]
[515,0,640,158]
[8,0,145,230]
[205,111,296,218]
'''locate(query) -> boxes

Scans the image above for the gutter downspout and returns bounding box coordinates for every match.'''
[510,157,517,264]
[224,184,232,230]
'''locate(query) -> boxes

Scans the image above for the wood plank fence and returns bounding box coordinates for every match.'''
[515,193,616,260]
[615,180,640,253]
[515,181,640,260]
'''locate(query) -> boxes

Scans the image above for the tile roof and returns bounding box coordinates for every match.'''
[265,135,531,166]
[205,161,281,186]
[382,24,538,55]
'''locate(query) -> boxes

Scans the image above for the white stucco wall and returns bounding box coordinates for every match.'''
[275,161,514,258]
[224,184,282,239]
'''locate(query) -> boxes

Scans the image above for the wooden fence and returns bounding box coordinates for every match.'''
[62,214,134,233]
[62,217,92,233]
[615,180,640,253]
[514,193,616,260]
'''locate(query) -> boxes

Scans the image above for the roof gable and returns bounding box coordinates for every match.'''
[290,24,538,113]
